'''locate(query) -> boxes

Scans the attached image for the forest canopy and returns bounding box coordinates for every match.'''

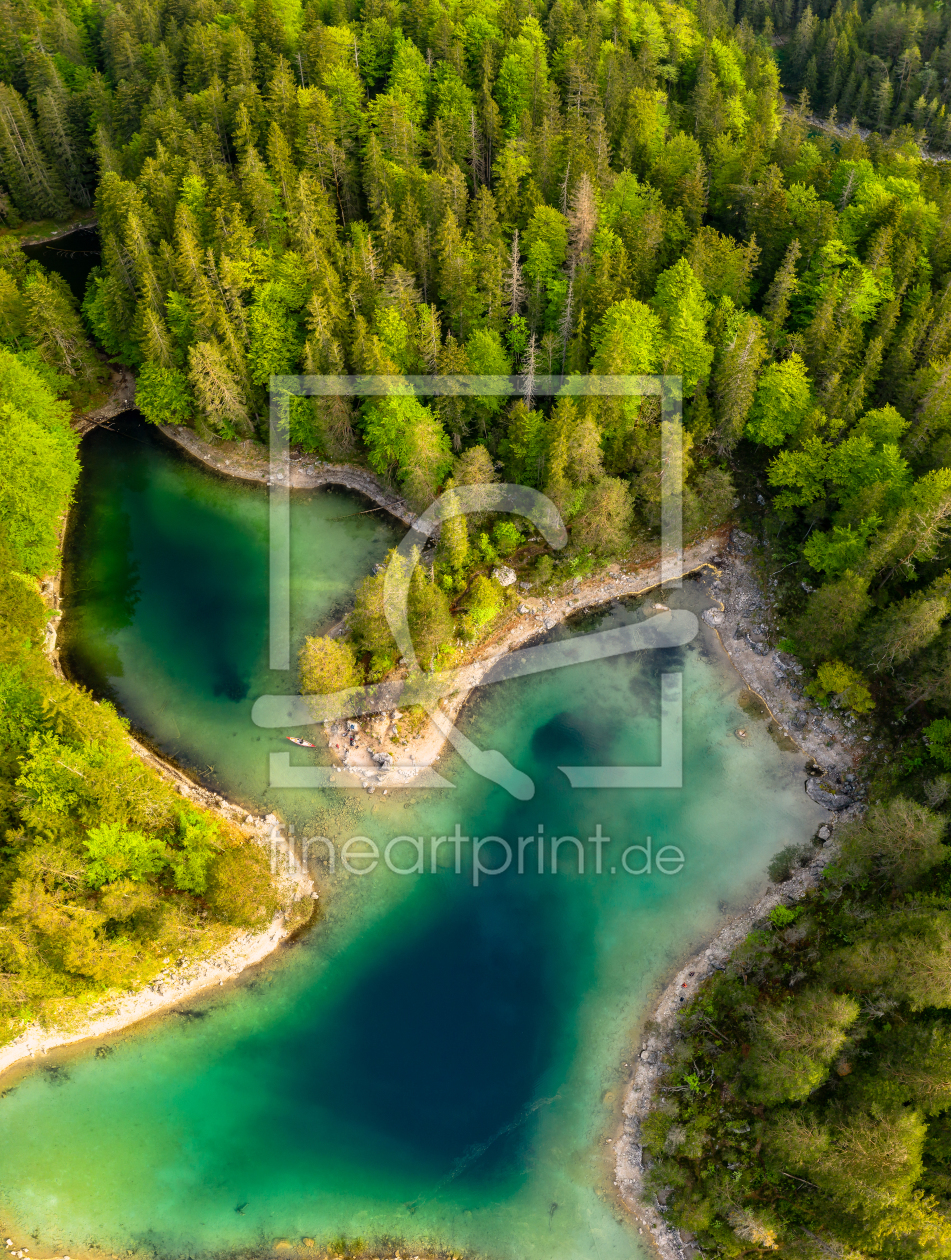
[6,0,951,1253]
[0,345,277,1045]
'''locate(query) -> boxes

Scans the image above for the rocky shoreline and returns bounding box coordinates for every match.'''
[612,528,870,1260]
[157,423,417,524]
[306,530,732,792]
[72,365,137,435]
[155,423,736,793]
[2,445,317,1085]
[4,215,98,247]
[31,421,870,1260]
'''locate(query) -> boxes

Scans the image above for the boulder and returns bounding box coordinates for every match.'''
[806,778,852,811]
[493,565,517,587]
[702,607,724,626]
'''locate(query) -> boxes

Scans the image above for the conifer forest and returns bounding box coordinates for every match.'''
[6,0,951,1254]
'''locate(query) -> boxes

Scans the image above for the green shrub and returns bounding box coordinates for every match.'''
[83,821,168,888]
[767,842,814,883]
[925,718,951,769]
[769,903,800,928]
[462,574,504,628]
[299,635,362,695]
[492,519,523,555]
[534,554,554,583]
[205,839,278,927]
[805,659,874,714]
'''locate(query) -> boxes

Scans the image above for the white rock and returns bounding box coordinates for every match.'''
[493,565,517,587]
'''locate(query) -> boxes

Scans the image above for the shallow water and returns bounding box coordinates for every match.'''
[0,417,824,1258]
[22,227,101,301]
[59,417,401,817]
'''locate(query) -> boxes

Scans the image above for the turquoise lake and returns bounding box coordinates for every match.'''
[0,416,824,1259]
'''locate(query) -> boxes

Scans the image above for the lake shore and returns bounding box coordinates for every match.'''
[72,365,137,435]
[0,891,309,1081]
[0,793,316,1082]
[2,214,98,246]
[1,434,318,1084]
[319,531,733,792]
[23,422,871,1260]
[612,528,871,1260]
[155,421,738,794]
[157,422,417,523]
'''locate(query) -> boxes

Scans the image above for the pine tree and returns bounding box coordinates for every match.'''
[187,339,253,439]
[23,269,97,379]
[0,83,69,219]
[502,228,525,319]
[762,239,802,345]
[436,484,471,572]
[407,562,454,667]
[712,312,767,454]
[568,171,597,264]
[652,258,714,399]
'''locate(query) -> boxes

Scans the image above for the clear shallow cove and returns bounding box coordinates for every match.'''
[0,416,824,1259]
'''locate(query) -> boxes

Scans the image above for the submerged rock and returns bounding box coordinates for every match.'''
[806,778,852,811]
